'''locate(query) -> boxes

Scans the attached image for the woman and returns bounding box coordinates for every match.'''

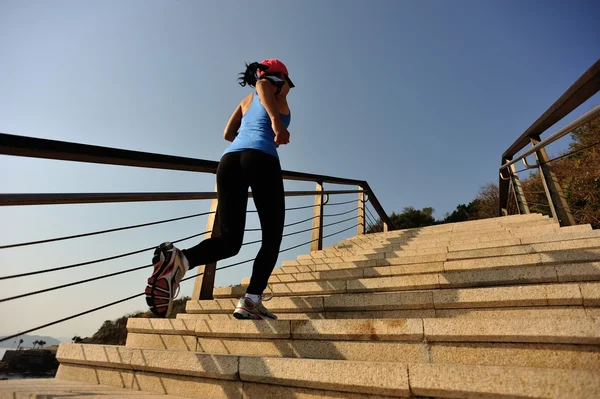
[145,59,294,320]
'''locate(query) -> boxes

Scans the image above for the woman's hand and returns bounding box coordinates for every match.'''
[273,122,290,145]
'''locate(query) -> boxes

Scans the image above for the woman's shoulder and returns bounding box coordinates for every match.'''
[240,92,254,114]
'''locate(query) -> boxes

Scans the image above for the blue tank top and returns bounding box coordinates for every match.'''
[223,92,291,159]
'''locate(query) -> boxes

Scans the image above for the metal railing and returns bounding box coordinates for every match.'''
[499,58,600,225]
[0,133,391,342]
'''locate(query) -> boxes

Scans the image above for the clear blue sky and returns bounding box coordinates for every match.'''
[1,0,599,340]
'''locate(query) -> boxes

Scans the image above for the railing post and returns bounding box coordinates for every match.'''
[192,185,220,300]
[310,182,324,252]
[357,189,366,235]
[530,135,575,226]
[509,163,530,214]
[499,156,512,216]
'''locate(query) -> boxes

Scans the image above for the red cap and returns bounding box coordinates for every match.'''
[257,59,294,87]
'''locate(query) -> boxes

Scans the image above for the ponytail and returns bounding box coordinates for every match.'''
[238,62,269,87]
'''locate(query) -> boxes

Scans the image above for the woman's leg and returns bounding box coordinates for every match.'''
[182,152,249,267]
[242,150,285,295]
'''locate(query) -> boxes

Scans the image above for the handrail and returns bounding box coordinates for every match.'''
[501,59,600,160]
[0,189,363,206]
[499,58,600,217]
[0,132,391,226]
[500,104,600,171]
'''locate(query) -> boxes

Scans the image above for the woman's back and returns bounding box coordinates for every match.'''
[224,92,291,159]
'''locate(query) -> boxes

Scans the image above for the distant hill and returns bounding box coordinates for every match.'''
[0,334,63,349]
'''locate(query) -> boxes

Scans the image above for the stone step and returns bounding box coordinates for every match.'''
[0,378,189,398]
[283,234,600,273]
[288,226,597,268]
[178,304,596,321]
[127,316,600,345]
[272,247,600,281]
[187,281,600,315]
[344,214,549,240]
[255,257,600,288]
[325,222,560,253]
[124,317,600,371]
[221,262,600,299]
[55,344,600,398]
[325,223,556,253]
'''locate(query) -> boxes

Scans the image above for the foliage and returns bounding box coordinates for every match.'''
[77,296,191,346]
[367,207,435,233]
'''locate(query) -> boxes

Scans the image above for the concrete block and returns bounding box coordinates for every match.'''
[433,285,547,309]
[126,333,197,351]
[438,265,558,288]
[363,262,444,278]
[447,245,534,260]
[324,291,433,312]
[195,319,291,339]
[423,317,600,344]
[531,237,600,252]
[127,319,196,335]
[580,282,600,306]
[434,306,589,319]
[409,363,600,398]
[57,344,134,370]
[325,309,437,319]
[132,371,242,399]
[443,253,542,272]
[520,229,600,245]
[541,249,600,264]
[449,238,521,252]
[56,363,136,389]
[347,274,439,293]
[196,337,295,357]
[239,357,410,397]
[556,262,600,282]
[270,280,347,296]
[430,342,600,371]
[129,349,238,380]
[290,319,424,341]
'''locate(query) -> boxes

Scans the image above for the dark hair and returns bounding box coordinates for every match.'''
[238,62,269,87]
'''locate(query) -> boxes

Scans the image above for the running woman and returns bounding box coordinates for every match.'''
[145,59,294,320]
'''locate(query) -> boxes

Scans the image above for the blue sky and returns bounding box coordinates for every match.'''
[1,0,599,339]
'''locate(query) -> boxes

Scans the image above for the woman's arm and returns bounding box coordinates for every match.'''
[256,80,290,145]
[223,104,243,142]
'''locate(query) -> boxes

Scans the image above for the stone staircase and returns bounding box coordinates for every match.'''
[14,214,600,398]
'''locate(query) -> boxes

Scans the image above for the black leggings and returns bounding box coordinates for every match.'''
[182,149,285,295]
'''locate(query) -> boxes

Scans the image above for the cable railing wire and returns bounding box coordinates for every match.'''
[0,196,334,250]
[365,207,383,233]
[0,211,215,250]
[364,212,381,233]
[0,264,152,303]
[325,198,357,207]
[323,206,359,218]
[511,140,600,175]
[0,291,145,344]
[544,139,600,164]
[245,214,319,232]
[0,230,210,280]
[365,205,378,222]
[0,221,360,343]
[2,216,359,302]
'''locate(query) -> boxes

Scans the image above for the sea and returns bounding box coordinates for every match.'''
[0,349,55,380]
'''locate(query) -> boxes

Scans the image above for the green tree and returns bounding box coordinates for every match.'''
[72,336,84,343]
[368,207,436,233]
